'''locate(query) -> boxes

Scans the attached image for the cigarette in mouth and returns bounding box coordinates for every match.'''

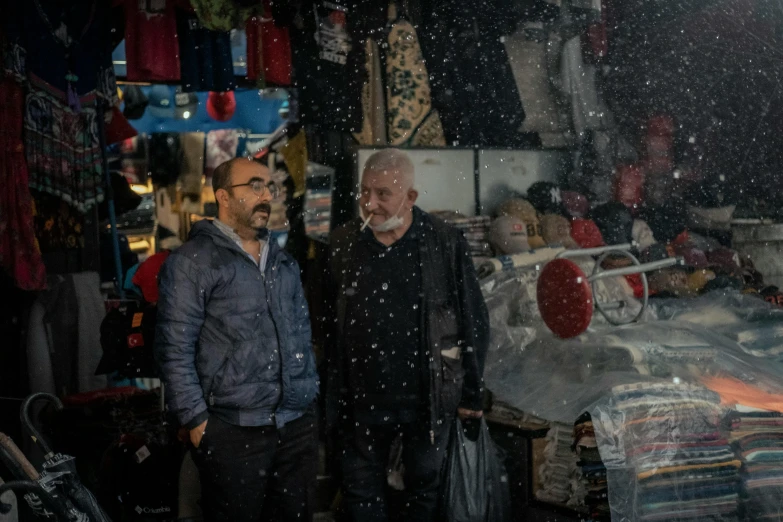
[360,213,373,231]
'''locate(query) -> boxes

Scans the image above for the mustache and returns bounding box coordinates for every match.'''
[253,203,271,214]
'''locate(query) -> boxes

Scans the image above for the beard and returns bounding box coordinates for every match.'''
[230,200,271,230]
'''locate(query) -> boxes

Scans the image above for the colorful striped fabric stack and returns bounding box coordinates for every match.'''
[598,383,742,522]
[728,410,783,520]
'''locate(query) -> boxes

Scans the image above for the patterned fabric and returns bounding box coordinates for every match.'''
[385,19,445,147]
[4,1,119,213]
[24,73,105,212]
[205,129,239,176]
[353,38,387,146]
[279,130,308,196]
[189,0,263,32]
[31,191,85,253]
[0,77,46,290]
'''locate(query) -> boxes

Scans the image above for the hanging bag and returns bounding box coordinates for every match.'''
[441,417,512,522]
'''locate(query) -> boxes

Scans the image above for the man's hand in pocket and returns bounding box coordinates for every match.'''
[190,420,208,448]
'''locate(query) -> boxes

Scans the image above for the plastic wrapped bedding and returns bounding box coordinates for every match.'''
[482,274,783,521]
[535,422,584,507]
[652,290,783,360]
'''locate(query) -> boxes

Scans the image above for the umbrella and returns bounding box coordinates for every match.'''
[21,393,111,522]
[0,432,77,520]
[0,480,73,520]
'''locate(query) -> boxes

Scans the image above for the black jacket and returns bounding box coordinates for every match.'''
[325,209,490,439]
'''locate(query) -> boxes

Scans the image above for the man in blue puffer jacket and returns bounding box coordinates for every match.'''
[155,157,319,522]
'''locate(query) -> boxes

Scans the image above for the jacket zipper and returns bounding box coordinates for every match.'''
[207,238,285,408]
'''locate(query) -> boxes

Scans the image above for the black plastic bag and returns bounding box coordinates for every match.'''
[441,417,512,522]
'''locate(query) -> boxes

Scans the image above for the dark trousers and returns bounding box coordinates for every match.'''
[340,420,452,522]
[191,406,318,522]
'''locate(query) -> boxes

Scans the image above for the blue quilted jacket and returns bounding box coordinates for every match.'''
[154,220,318,430]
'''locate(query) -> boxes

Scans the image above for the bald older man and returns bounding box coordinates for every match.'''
[155,158,319,522]
[326,149,490,521]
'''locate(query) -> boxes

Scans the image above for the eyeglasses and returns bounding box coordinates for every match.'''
[229,180,281,199]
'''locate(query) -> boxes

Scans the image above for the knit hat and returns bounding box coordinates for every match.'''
[639,201,687,243]
[489,215,530,255]
[527,182,564,215]
[497,198,545,249]
[649,268,690,296]
[632,219,657,251]
[541,214,578,249]
[562,191,589,218]
[687,269,717,293]
[639,243,670,264]
[206,91,237,122]
[122,85,149,120]
[591,202,633,246]
[673,244,709,269]
[571,219,604,248]
[706,248,741,273]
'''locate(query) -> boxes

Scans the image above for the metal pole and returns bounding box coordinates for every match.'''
[588,257,682,282]
[96,100,126,298]
[556,243,634,259]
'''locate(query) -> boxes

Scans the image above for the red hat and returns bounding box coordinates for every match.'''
[673,244,709,269]
[206,91,237,122]
[571,219,604,249]
[105,106,138,145]
[562,191,589,218]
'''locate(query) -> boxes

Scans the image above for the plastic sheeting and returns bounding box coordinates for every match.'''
[483,272,783,521]
[652,290,783,361]
[481,262,655,425]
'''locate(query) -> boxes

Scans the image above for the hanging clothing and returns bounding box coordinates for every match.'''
[4,0,119,212]
[148,133,183,187]
[0,76,47,291]
[291,0,364,132]
[385,17,445,147]
[179,132,206,199]
[246,2,293,87]
[176,6,236,92]
[279,130,308,196]
[122,0,181,82]
[189,0,263,32]
[27,272,108,397]
[417,0,527,147]
[503,28,570,146]
[557,35,611,136]
[353,38,387,146]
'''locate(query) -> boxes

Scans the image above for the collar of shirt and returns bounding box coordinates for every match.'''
[213,218,270,271]
[359,206,423,244]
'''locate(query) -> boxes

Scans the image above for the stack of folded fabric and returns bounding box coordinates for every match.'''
[536,422,583,507]
[304,164,333,240]
[574,413,609,520]
[304,187,331,239]
[610,383,742,521]
[441,215,492,257]
[727,410,783,520]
